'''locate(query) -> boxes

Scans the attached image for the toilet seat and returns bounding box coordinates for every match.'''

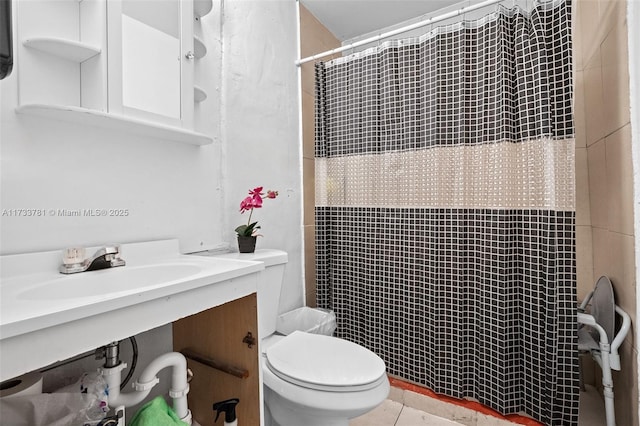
[265,331,387,392]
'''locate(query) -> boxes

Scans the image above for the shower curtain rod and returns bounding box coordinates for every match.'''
[296,0,504,66]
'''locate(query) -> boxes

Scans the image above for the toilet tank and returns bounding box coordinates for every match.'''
[247,250,288,337]
[201,249,288,338]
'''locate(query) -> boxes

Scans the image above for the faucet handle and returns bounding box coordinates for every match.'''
[62,247,86,265]
[100,245,122,262]
[104,245,125,267]
[103,245,121,255]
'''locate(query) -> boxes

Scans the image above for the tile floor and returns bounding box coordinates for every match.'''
[350,384,606,426]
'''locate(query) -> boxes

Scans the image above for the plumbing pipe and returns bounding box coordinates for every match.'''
[101,352,192,424]
[102,363,146,408]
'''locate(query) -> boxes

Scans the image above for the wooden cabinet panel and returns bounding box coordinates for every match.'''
[173,294,260,426]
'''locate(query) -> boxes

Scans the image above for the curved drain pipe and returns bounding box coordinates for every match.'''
[101,352,191,425]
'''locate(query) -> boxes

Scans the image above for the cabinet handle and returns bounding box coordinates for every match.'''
[185,51,195,60]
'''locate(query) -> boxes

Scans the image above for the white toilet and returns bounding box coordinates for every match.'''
[214,249,389,426]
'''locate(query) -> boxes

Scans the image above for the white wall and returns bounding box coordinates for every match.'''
[0,6,224,256]
[0,0,302,302]
[0,0,302,402]
[220,0,304,313]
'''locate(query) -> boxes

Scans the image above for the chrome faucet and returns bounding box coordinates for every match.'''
[59,245,126,274]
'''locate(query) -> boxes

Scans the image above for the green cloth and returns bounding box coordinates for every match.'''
[128,396,189,426]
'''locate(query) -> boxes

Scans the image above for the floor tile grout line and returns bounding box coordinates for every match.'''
[393,403,405,426]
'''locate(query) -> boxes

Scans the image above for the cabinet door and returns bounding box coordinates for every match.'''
[107,0,194,128]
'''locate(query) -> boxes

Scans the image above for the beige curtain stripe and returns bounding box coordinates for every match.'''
[315,138,575,211]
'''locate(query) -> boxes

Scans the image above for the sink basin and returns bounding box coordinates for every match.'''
[1,239,266,382]
[18,263,202,300]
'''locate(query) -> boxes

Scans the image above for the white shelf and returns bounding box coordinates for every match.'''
[16,104,213,146]
[194,86,207,103]
[194,0,213,18]
[194,35,207,59]
[23,37,101,62]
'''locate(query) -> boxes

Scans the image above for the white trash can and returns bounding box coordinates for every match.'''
[276,307,337,336]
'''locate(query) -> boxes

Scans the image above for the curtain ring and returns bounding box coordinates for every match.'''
[461,0,469,29]
[460,0,470,28]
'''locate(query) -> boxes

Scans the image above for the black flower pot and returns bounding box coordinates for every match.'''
[237,236,257,253]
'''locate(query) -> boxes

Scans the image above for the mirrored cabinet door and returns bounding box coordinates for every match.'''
[107,0,194,129]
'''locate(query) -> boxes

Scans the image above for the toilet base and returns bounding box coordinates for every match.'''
[264,386,351,426]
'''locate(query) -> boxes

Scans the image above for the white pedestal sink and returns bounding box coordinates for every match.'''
[0,240,264,381]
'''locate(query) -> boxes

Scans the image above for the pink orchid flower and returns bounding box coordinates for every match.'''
[239,196,255,213]
[249,187,263,196]
[236,186,279,237]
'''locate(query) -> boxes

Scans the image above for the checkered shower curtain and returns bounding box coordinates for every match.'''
[314,1,578,424]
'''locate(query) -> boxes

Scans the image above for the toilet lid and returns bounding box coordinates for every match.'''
[265,331,386,391]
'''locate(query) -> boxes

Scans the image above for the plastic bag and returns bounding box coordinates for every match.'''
[276,307,337,336]
[0,372,109,426]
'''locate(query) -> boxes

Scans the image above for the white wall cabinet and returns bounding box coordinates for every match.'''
[15,0,213,146]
